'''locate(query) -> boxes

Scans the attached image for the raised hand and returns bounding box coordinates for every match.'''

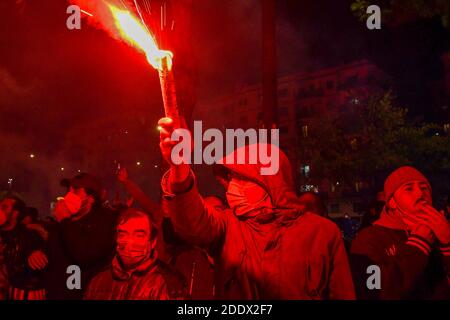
[416,204,450,245]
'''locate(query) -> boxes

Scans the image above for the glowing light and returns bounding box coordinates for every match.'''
[154,165,158,168]
[108,5,173,71]
[29,154,35,158]
[136,161,141,166]
[157,125,163,131]
[61,167,65,171]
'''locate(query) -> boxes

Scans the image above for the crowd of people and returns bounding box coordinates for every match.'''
[0,117,449,300]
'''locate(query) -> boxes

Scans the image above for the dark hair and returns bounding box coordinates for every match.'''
[83,188,102,206]
[117,208,158,240]
[24,207,39,222]
[298,191,328,217]
[5,195,27,222]
[212,165,231,181]
[369,199,385,215]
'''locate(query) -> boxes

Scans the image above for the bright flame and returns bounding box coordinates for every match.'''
[109,5,172,71]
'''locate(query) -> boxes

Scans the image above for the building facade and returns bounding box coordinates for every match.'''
[194,59,390,217]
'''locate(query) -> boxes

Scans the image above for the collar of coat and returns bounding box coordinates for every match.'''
[373,207,408,231]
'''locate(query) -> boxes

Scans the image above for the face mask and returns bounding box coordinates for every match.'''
[63,191,83,215]
[226,178,271,217]
[117,241,150,269]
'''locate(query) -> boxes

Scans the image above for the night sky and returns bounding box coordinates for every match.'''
[1,0,448,213]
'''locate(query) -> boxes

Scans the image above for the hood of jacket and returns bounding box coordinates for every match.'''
[218,143,304,221]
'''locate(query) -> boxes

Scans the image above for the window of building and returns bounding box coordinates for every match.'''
[300,165,310,178]
[302,125,309,138]
[278,87,289,98]
[355,181,363,192]
[350,138,358,150]
[279,126,289,135]
[350,97,360,105]
[279,106,289,117]
[257,111,263,120]
[331,181,340,193]
[353,202,364,213]
[239,115,248,124]
[444,123,449,132]
[330,203,340,214]
[301,185,318,193]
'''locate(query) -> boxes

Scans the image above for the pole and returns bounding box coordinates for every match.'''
[261,0,278,130]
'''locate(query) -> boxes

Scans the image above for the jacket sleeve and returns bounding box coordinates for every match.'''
[153,282,170,300]
[83,275,101,300]
[121,178,163,225]
[327,226,356,300]
[161,169,227,250]
[439,243,450,284]
[350,230,431,300]
[24,229,49,273]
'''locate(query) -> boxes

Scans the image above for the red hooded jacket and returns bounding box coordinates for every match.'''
[162,144,355,299]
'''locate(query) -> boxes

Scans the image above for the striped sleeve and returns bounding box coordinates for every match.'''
[406,234,432,255]
[439,242,450,283]
[439,242,450,257]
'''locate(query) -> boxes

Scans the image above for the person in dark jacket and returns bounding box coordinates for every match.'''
[350,166,450,299]
[0,234,7,300]
[85,208,186,300]
[46,173,118,299]
[117,166,215,299]
[158,117,355,300]
[0,196,48,300]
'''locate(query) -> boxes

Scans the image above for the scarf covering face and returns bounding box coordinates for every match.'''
[63,191,82,214]
[226,177,273,220]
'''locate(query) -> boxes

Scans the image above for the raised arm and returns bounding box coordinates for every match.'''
[158,117,226,249]
[117,167,163,225]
